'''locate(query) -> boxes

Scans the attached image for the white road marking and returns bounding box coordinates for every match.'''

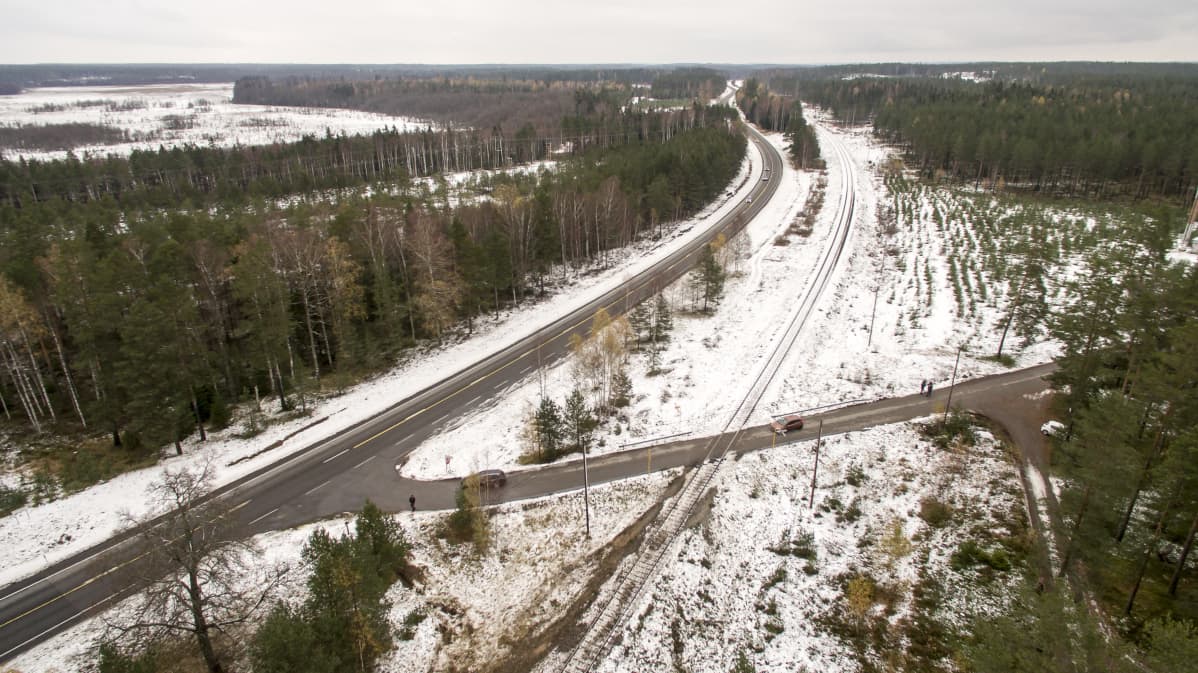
[248,508,279,526]
[304,480,330,496]
[354,455,376,470]
[322,448,349,464]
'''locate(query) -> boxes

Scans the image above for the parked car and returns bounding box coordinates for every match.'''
[1041,420,1066,437]
[770,415,805,434]
[462,469,507,489]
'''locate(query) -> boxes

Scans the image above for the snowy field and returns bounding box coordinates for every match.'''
[584,421,1027,673]
[0,83,425,161]
[399,118,1073,481]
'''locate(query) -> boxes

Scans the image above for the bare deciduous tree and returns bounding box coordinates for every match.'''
[112,462,285,673]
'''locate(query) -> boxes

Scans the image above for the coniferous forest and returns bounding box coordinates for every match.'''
[773,67,1198,200]
[0,96,744,473]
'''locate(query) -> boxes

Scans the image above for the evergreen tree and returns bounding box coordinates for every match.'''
[564,388,597,454]
[692,240,727,313]
[611,369,633,408]
[534,396,565,461]
[652,293,673,343]
[629,299,652,345]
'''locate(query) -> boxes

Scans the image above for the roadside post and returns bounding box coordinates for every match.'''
[808,419,823,509]
[944,345,965,422]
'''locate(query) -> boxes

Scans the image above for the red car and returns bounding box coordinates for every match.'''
[770,415,805,435]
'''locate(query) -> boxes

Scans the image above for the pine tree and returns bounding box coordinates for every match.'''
[534,397,565,462]
[629,300,652,346]
[611,369,633,408]
[692,240,726,313]
[564,388,597,454]
[652,293,673,343]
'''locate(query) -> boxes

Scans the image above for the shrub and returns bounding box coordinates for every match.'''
[950,540,1011,572]
[763,565,787,590]
[918,497,953,528]
[398,609,427,641]
[921,410,977,450]
[0,484,26,517]
[845,464,867,487]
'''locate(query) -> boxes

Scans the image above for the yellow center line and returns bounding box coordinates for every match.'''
[0,548,149,632]
[1,502,256,633]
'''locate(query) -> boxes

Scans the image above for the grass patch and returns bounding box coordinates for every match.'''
[981,353,1017,367]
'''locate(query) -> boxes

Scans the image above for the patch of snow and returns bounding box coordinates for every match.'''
[0,83,425,162]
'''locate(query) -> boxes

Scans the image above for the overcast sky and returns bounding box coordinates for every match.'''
[2,0,1195,64]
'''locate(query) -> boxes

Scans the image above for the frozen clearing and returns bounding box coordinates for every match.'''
[0,83,425,161]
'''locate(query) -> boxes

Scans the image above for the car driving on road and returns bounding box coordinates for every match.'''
[462,469,507,489]
[770,415,805,434]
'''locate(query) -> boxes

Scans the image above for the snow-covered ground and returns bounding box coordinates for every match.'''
[9,419,1027,673]
[6,112,1114,672]
[399,118,1072,481]
[584,421,1027,673]
[8,469,679,673]
[0,136,762,590]
[0,83,425,161]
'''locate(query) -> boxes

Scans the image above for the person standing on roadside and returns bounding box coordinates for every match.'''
[409,494,416,512]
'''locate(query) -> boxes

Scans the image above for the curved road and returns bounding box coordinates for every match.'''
[0,124,784,663]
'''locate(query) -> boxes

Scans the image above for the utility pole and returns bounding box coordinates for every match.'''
[808,419,823,508]
[582,445,591,538]
[867,257,886,348]
[944,345,964,422]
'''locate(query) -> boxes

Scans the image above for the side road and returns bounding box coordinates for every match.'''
[374,362,1058,515]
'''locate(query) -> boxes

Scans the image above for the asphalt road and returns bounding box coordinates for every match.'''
[412,362,1059,512]
[0,124,784,663]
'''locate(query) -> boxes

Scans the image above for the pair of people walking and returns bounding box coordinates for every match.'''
[920,379,934,397]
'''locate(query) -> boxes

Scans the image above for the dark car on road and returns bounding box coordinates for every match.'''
[462,469,507,489]
[770,415,804,434]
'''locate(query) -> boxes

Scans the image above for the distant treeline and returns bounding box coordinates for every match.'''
[751,62,1198,86]
[649,67,727,100]
[778,72,1198,200]
[0,103,738,210]
[735,79,821,169]
[0,123,129,153]
[0,122,745,453]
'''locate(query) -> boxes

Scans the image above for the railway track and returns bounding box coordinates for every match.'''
[558,125,858,673]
